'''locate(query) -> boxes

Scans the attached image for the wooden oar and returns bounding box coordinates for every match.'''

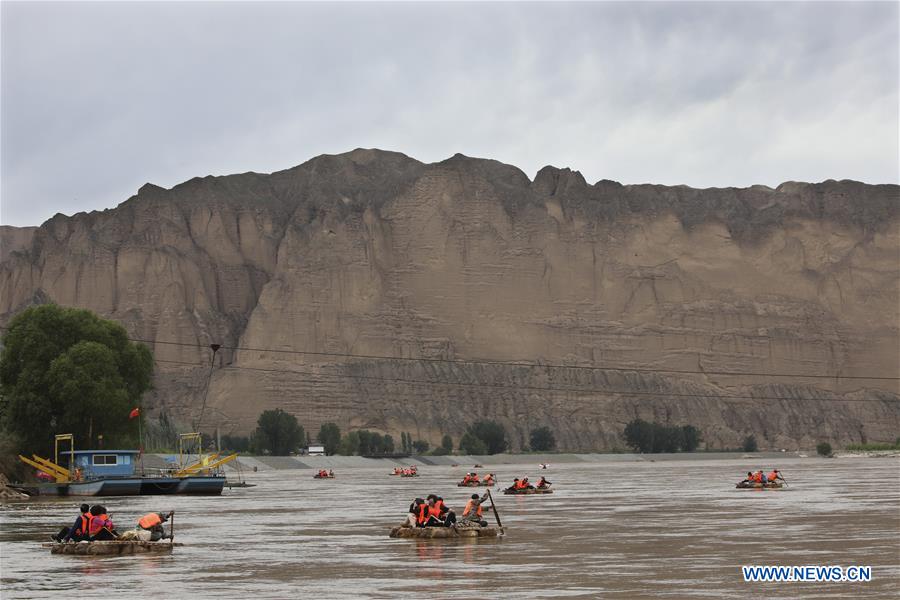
[485,488,503,532]
[169,511,175,544]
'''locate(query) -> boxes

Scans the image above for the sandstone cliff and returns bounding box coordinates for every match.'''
[1,149,898,450]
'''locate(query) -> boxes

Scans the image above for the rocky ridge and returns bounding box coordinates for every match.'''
[1,148,898,450]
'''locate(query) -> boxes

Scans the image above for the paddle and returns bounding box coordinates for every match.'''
[486,488,503,532]
[169,511,175,544]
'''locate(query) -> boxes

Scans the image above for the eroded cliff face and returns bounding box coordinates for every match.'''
[2,149,898,450]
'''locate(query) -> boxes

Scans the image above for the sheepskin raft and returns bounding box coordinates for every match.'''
[389,525,501,539]
[502,488,553,495]
[42,541,182,555]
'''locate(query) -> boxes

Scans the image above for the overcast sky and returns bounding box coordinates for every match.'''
[1,1,897,227]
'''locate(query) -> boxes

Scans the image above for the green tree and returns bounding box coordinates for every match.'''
[412,439,429,454]
[440,434,453,453]
[468,420,508,455]
[680,425,701,452]
[816,442,832,457]
[459,432,487,455]
[252,409,304,455]
[0,304,153,452]
[742,435,758,453]
[400,431,408,453]
[318,422,341,456]
[383,434,395,454]
[529,426,556,452]
[338,431,360,455]
[624,419,653,452]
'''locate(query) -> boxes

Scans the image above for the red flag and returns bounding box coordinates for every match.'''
[129,407,140,419]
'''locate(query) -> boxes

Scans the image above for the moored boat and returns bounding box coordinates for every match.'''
[42,540,182,555]
[389,525,502,539]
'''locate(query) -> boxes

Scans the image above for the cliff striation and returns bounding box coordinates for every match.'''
[2,148,898,450]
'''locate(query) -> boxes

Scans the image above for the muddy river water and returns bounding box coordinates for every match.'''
[1,456,898,599]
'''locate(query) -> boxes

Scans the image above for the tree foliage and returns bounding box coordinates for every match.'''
[0,304,153,452]
[816,442,832,457]
[458,431,488,455]
[624,419,702,453]
[318,422,341,456]
[529,426,556,452]
[412,439,430,454]
[440,434,454,453]
[466,420,508,455]
[742,435,758,453]
[252,409,304,455]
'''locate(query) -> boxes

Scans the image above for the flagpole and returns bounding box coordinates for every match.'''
[138,409,144,474]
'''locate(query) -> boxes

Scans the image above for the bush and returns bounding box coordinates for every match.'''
[220,435,251,453]
[742,435,758,453]
[623,419,702,453]
[440,434,453,453]
[338,431,360,456]
[459,432,487,455]
[412,440,430,454]
[529,426,556,452]
[816,442,832,457]
[430,446,450,456]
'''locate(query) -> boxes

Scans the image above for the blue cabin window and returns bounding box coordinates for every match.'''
[92,454,118,466]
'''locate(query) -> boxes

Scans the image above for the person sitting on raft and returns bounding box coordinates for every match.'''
[420,494,456,527]
[137,511,173,541]
[52,503,91,543]
[328,469,334,477]
[483,473,495,485]
[460,493,489,527]
[536,476,551,489]
[407,498,426,527]
[88,505,118,541]
[767,469,784,483]
[740,471,754,484]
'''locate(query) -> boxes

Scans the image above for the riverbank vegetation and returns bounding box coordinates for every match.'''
[623,419,702,453]
[0,305,153,461]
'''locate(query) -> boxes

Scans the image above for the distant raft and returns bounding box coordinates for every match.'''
[503,487,553,495]
[313,475,335,479]
[736,481,784,489]
[42,540,182,555]
[389,525,502,539]
[456,481,495,487]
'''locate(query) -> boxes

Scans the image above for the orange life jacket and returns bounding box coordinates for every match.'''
[77,513,90,535]
[752,472,762,483]
[767,471,779,481]
[138,513,162,529]
[428,501,444,519]
[463,500,483,518]
[515,480,527,489]
[417,503,429,525]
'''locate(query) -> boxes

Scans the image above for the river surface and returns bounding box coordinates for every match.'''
[1,456,898,599]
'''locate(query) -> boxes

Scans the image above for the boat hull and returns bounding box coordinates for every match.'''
[503,488,553,495]
[21,476,225,496]
[43,541,182,555]
[736,482,784,489]
[389,525,501,539]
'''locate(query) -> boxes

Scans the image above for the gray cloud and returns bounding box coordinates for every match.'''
[2,1,897,226]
